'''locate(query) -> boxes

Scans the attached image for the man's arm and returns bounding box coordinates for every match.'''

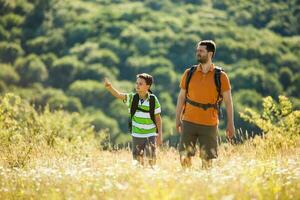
[175,89,186,133]
[155,114,162,145]
[104,78,126,100]
[223,90,235,139]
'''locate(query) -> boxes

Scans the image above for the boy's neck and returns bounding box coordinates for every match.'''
[138,91,148,100]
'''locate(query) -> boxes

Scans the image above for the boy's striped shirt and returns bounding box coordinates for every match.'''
[124,93,161,138]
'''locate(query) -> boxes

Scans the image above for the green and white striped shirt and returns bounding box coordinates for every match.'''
[124,93,161,138]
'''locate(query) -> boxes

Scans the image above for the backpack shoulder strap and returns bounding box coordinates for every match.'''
[214,66,225,118]
[185,65,197,95]
[130,93,139,119]
[149,94,156,125]
[149,94,158,132]
[214,66,224,101]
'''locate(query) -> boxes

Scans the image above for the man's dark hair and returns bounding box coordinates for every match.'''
[198,40,216,58]
[136,73,153,86]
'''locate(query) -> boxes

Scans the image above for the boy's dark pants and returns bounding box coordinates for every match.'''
[132,136,156,162]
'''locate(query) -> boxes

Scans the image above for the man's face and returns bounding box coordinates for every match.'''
[196,45,209,64]
[135,78,149,93]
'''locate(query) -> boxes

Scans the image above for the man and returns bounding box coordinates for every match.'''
[175,40,235,169]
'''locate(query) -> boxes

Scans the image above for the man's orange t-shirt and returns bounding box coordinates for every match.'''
[179,64,231,126]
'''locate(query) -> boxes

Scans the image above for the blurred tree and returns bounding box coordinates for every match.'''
[279,53,300,73]
[167,34,199,70]
[0,25,9,40]
[15,54,48,86]
[25,30,66,54]
[145,0,172,10]
[233,89,263,111]
[231,67,283,98]
[40,53,57,69]
[0,63,20,85]
[98,36,129,62]
[152,67,178,94]
[49,56,82,89]
[108,99,129,133]
[279,67,293,90]
[125,56,173,77]
[161,116,177,146]
[83,109,120,140]
[1,13,24,30]
[287,74,300,98]
[65,23,94,46]
[76,64,118,82]
[84,49,120,66]
[22,0,51,39]
[48,95,83,112]
[0,81,6,93]
[70,42,98,60]
[0,42,24,63]
[67,80,107,107]
[158,92,176,116]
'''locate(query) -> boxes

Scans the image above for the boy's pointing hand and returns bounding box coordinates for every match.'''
[104,78,112,89]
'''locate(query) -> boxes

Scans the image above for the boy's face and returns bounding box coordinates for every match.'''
[135,78,149,93]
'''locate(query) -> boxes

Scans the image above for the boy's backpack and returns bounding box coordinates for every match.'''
[185,65,224,116]
[128,93,157,133]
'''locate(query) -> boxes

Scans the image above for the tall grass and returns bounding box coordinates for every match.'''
[0,94,299,199]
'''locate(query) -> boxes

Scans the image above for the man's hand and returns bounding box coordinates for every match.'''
[226,123,235,139]
[104,78,112,89]
[176,119,182,134]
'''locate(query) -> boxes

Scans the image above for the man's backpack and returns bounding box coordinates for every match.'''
[185,65,224,116]
[128,93,157,133]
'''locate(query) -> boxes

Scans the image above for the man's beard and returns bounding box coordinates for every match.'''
[197,55,208,64]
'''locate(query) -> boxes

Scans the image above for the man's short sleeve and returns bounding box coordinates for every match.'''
[179,69,189,89]
[220,72,231,93]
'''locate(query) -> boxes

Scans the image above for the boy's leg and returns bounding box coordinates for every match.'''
[179,121,198,168]
[145,136,156,167]
[132,137,147,165]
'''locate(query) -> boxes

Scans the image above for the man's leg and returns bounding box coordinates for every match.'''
[201,158,212,169]
[179,121,198,168]
[198,125,218,169]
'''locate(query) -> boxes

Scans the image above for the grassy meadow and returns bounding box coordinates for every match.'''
[0,143,300,200]
[0,93,299,200]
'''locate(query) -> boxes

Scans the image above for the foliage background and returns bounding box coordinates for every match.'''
[0,0,299,145]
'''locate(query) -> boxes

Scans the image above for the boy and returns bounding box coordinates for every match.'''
[104,73,162,166]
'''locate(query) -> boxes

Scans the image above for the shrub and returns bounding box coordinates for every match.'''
[0,93,102,168]
[240,96,300,156]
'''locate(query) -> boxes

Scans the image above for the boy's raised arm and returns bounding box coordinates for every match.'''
[104,78,126,100]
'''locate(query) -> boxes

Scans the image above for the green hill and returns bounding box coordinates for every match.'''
[0,0,299,144]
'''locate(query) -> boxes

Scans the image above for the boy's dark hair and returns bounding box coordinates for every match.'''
[136,73,153,86]
[198,40,216,58]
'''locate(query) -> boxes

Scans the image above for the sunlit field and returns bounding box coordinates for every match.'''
[1,143,299,200]
[0,95,299,199]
